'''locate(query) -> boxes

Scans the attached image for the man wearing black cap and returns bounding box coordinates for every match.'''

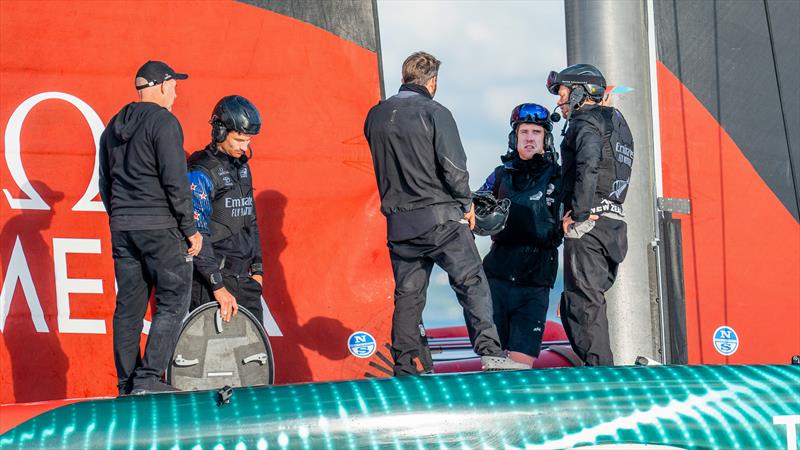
[99,60,202,395]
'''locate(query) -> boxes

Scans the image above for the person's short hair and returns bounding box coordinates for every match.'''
[402,52,441,85]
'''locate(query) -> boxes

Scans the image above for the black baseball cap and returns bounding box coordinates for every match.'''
[135,60,188,90]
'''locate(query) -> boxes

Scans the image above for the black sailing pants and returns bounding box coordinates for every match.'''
[489,278,550,358]
[190,272,264,326]
[388,220,504,376]
[560,216,627,366]
[111,228,192,393]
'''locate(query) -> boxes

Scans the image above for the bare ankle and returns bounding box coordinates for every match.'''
[508,351,535,368]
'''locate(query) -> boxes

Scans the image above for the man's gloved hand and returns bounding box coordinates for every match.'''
[213,287,238,322]
[562,210,599,234]
[186,232,203,256]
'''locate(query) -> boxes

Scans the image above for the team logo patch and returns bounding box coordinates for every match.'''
[713,326,739,356]
[239,167,248,178]
[348,331,376,358]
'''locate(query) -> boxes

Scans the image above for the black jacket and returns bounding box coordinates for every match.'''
[481,154,562,287]
[364,84,471,241]
[187,147,263,290]
[98,102,197,236]
[560,104,634,222]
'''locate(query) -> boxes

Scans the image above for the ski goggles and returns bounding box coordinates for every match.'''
[547,70,606,95]
[546,71,561,95]
[511,103,551,125]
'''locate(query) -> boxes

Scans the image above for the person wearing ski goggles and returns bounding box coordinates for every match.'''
[477,103,563,368]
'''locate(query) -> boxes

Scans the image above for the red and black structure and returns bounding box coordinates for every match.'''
[565,0,798,366]
[0,0,392,405]
[654,0,799,364]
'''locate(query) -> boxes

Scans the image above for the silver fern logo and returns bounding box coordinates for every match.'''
[611,179,629,199]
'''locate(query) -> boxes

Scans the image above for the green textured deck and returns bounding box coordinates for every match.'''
[2,364,799,449]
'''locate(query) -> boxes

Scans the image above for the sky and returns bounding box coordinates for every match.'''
[376,0,567,328]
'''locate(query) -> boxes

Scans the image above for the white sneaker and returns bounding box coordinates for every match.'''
[480,355,530,371]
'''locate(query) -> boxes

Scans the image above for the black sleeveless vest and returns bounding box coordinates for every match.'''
[482,156,562,287]
[563,106,634,215]
[188,148,254,243]
[491,157,561,247]
[595,107,634,210]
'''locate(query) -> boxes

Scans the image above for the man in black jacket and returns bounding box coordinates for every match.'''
[479,103,562,368]
[546,64,634,366]
[99,60,202,395]
[364,51,527,375]
[187,96,264,326]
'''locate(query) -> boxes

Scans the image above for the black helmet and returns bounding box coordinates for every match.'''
[546,64,606,101]
[472,191,511,236]
[210,95,261,143]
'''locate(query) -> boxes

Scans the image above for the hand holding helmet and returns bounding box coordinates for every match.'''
[472,191,511,236]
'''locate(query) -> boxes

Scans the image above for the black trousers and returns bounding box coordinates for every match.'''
[489,278,549,357]
[388,220,504,376]
[111,228,192,393]
[190,272,264,326]
[560,216,627,366]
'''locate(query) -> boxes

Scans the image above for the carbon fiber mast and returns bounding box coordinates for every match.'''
[564,0,662,365]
